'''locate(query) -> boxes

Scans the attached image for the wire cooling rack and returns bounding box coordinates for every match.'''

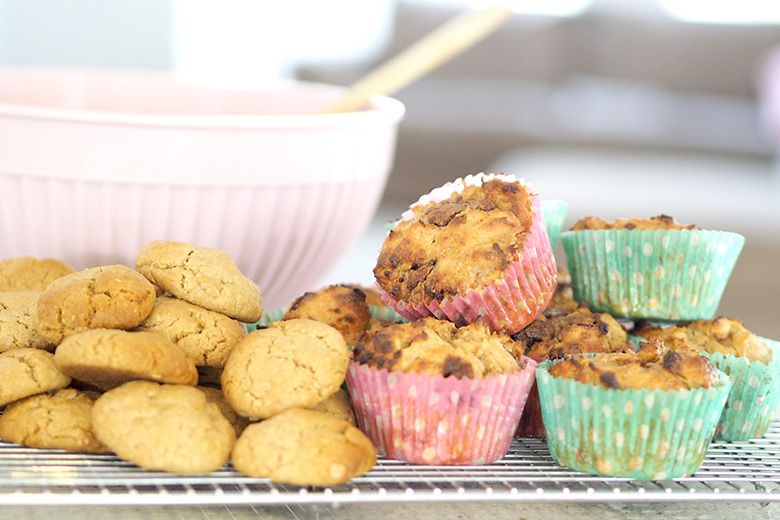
[1,422,780,507]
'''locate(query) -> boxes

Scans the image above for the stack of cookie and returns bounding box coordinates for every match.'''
[0,241,377,485]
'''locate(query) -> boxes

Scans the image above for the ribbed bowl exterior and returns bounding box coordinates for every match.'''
[0,174,386,310]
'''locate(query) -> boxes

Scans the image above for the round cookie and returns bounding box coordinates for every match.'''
[54,328,198,390]
[0,348,71,407]
[91,380,236,473]
[37,265,157,344]
[0,257,75,292]
[135,296,248,368]
[0,388,108,453]
[221,319,350,420]
[231,407,376,485]
[311,388,357,426]
[196,385,250,437]
[0,291,53,352]
[134,240,263,323]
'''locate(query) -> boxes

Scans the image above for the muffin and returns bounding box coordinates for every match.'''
[282,284,373,346]
[510,305,631,438]
[346,317,537,465]
[374,173,557,334]
[560,215,744,321]
[635,317,780,440]
[536,339,731,479]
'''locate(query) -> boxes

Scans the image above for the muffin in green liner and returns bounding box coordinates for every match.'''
[541,199,568,249]
[536,356,732,480]
[702,337,780,441]
[560,228,744,321]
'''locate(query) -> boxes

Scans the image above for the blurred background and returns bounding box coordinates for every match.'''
[1,0,779,336]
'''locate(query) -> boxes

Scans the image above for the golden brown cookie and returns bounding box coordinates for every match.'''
[0,291,53,352]
[91,380,235,473]
[0,348,71,407]
[196,385,250,436]
[135,296,248,368]
[221,319,350,420]
[311,388,357,426]
[134,240,263,323]
[0,388,108,453]
[36,265,157,344]
[283,284,372,346]
[54,328,198,390]
[231,407,376,485]
[0,257,75,292]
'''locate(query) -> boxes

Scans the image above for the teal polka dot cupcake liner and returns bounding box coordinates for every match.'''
[370,305,408,323]
[536,357,732,480]
[246,308,285,331]
[560,228,745,321]
[541,199,568,249]
[702,337,780,441]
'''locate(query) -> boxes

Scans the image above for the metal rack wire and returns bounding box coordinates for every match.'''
[1,422,779,507]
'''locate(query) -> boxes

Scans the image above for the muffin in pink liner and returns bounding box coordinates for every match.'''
[347,317,537,465]
[346,360,536,465]
[374,173,557,334]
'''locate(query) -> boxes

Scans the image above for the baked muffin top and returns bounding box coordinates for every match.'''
[635,317,772,365]
[571,215,698,231]
[548,338,720,391]
[511,307,629,361]
[374,177,535,305]
[282,284,373,346]
[352,317,523,379]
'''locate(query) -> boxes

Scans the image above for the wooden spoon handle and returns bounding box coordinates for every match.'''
[321,5,513,113]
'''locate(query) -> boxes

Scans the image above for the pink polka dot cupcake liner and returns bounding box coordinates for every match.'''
[345,358,538,465]
[702,337,780,441]
[536,357,732,480]
[380,173,558,334]
[560,228,744,321]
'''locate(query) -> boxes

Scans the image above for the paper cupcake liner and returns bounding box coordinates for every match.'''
[702,338,780,441]
[561,228,744,321]
[370,304,408,323]
[380,174,557,334]
[536,358,731,480]
[542,199,569,249]
[514,380,546,438]
[346,358,538,465]
[246,308,285,331]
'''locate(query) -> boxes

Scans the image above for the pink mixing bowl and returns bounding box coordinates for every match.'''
[0,68,405,310]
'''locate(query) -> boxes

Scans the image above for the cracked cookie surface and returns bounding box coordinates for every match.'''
[0,348,71,407]
[135,296,248,368]
[0,388,108,453]
[231,407,376,485]
[0,291,53,352]
[91,380,236,473]
[36,265,157,344]
[0,257,75,292]
[134,240,263,323]
[221,318,350,420]
[54,328,198,390]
